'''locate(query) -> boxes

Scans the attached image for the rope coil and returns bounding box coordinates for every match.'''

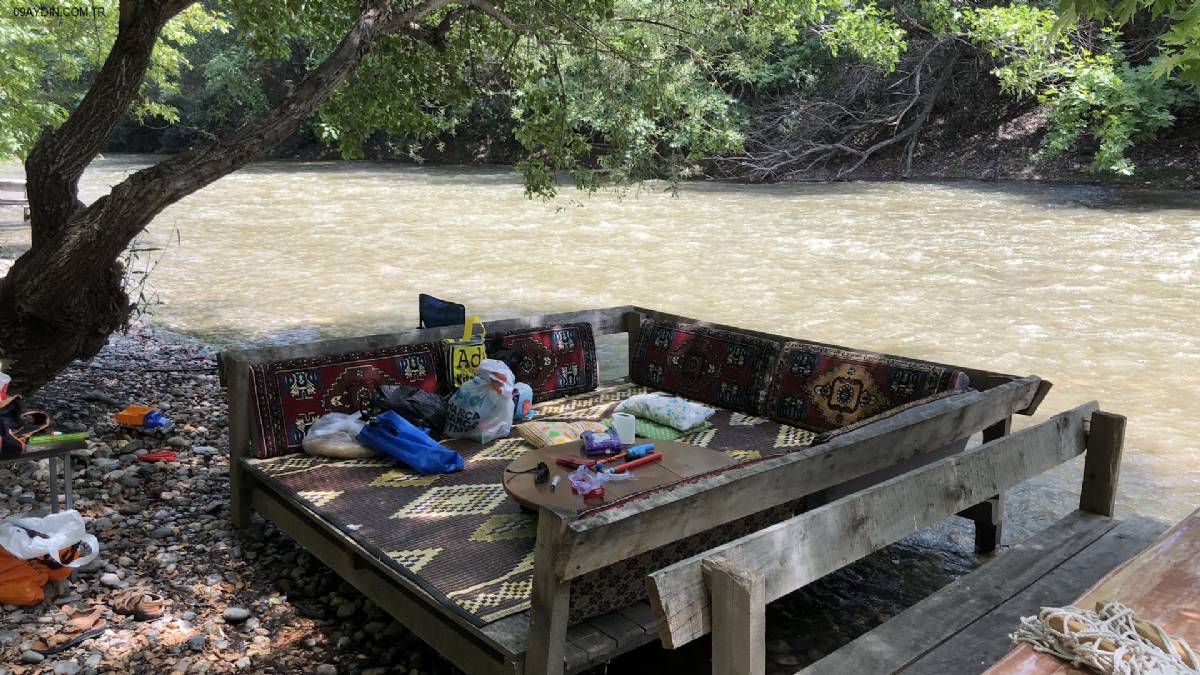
[1013,601,1199,675]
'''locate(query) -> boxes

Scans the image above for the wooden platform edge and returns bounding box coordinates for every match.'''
[798,511,1116,674]
[905,515,1167,674]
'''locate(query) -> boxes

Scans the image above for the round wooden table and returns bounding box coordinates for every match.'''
[502,438,735,511]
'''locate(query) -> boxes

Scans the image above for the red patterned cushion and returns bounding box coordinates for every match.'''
[249,343,446,458]
[766,343,971,432]
[630,320,780,414]
[492,323,599,403]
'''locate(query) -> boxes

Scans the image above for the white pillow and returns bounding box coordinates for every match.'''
[614,394,716,431]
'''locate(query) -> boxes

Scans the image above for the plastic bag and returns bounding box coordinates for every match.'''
[0,510,99,567]
[371,385,448,436]
[303,412,374,459]
[444,359,517,444]
[357,411,464,475]
[566,465,634,496]
[512,382,535,422]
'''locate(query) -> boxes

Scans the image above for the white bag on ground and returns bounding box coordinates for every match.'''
[302,412,375,459]
[0,510,99,566]
[444,359,517,444]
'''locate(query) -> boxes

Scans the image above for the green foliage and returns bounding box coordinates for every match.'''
[3,0,1194,184]
[1039,48,1180,174]
[960,4,1190,174]
[1060,0,1200,88]
[0,0,226,158]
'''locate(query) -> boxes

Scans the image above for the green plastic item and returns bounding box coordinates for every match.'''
[28,432,90,445]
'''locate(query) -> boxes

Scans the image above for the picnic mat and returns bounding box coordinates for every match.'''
[245,383,816,626]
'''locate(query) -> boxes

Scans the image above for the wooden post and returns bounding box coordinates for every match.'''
[970,416,1011,553]
[224,356,255,529]
[1080,411,1125,517]
[525,508,573,675]
[703,556,765,675]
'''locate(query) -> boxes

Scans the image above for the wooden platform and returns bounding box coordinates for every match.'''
[800,511,1168,675]
[986,506,1200,674]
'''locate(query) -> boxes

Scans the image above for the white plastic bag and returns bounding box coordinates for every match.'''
[444,359,517,444]
[0,510,99,566]
[303,412,374,459]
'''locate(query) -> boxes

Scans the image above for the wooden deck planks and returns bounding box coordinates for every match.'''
[800,513,1166,675]
[904,515,1165,674]
[798,511,1122,675]
[985,508,1200,675]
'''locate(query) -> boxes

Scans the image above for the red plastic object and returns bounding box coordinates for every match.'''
[138,450,177,463]
[613,452,664,473]
[555,456,596,469]
[571,484,604,499]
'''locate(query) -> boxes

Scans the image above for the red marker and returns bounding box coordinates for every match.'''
[613,452,663,473]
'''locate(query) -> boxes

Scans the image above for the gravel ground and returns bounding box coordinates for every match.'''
[1,326,462,675]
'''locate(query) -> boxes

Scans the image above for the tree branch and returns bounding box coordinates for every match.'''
[24,0,196,245]
[20,0,518,311]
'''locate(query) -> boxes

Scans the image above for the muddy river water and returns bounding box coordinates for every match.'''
[5,155,1199,669]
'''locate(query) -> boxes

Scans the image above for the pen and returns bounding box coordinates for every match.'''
[550,475,560,492]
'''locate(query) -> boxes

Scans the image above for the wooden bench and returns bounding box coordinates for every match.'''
[646,404,1155,675]
[0,180,30,221]
[219,305,1052,675]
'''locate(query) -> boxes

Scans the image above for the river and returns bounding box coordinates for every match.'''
[4,154,1199,669]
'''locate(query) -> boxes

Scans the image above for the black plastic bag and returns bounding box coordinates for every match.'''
[487,348,524,380]
[370,385,448,437]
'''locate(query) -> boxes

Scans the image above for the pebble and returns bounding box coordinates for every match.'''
[317,665,338,675]
[187,634,207,651]
[100,572,122,587]
[51,661,80,675]
[222,607,251,623]
[149,525,174,539]
[20,650,45,664]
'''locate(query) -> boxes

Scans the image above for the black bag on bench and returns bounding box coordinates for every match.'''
[370,385,448,437]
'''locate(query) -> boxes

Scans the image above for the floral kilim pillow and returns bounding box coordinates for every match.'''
[516,421,609,448]
[614,394,716,431]
[766,342,971,432]
[630,320,779,414]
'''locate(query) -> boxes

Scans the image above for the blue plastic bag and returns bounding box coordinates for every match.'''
[357,411,464,475]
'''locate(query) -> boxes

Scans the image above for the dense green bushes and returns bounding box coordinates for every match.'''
[2,0,1196,180]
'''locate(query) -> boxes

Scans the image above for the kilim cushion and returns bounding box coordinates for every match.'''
[629,319,780,415]
[490,323,599,403]
[766,342,971,432]
[249,343,446,459]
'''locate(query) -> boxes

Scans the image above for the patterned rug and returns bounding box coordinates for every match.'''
[245,383,816,626]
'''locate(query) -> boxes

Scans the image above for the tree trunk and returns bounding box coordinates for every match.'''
[0,0,505,393]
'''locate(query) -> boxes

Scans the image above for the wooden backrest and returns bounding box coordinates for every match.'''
[219,306,639,461]
[643,402,1111,650]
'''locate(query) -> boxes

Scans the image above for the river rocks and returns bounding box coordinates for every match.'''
[51,660,80,675]
[317,664,338,675]
[99,572,122,587]
[222,607,251,624]
[19,650,44,664]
